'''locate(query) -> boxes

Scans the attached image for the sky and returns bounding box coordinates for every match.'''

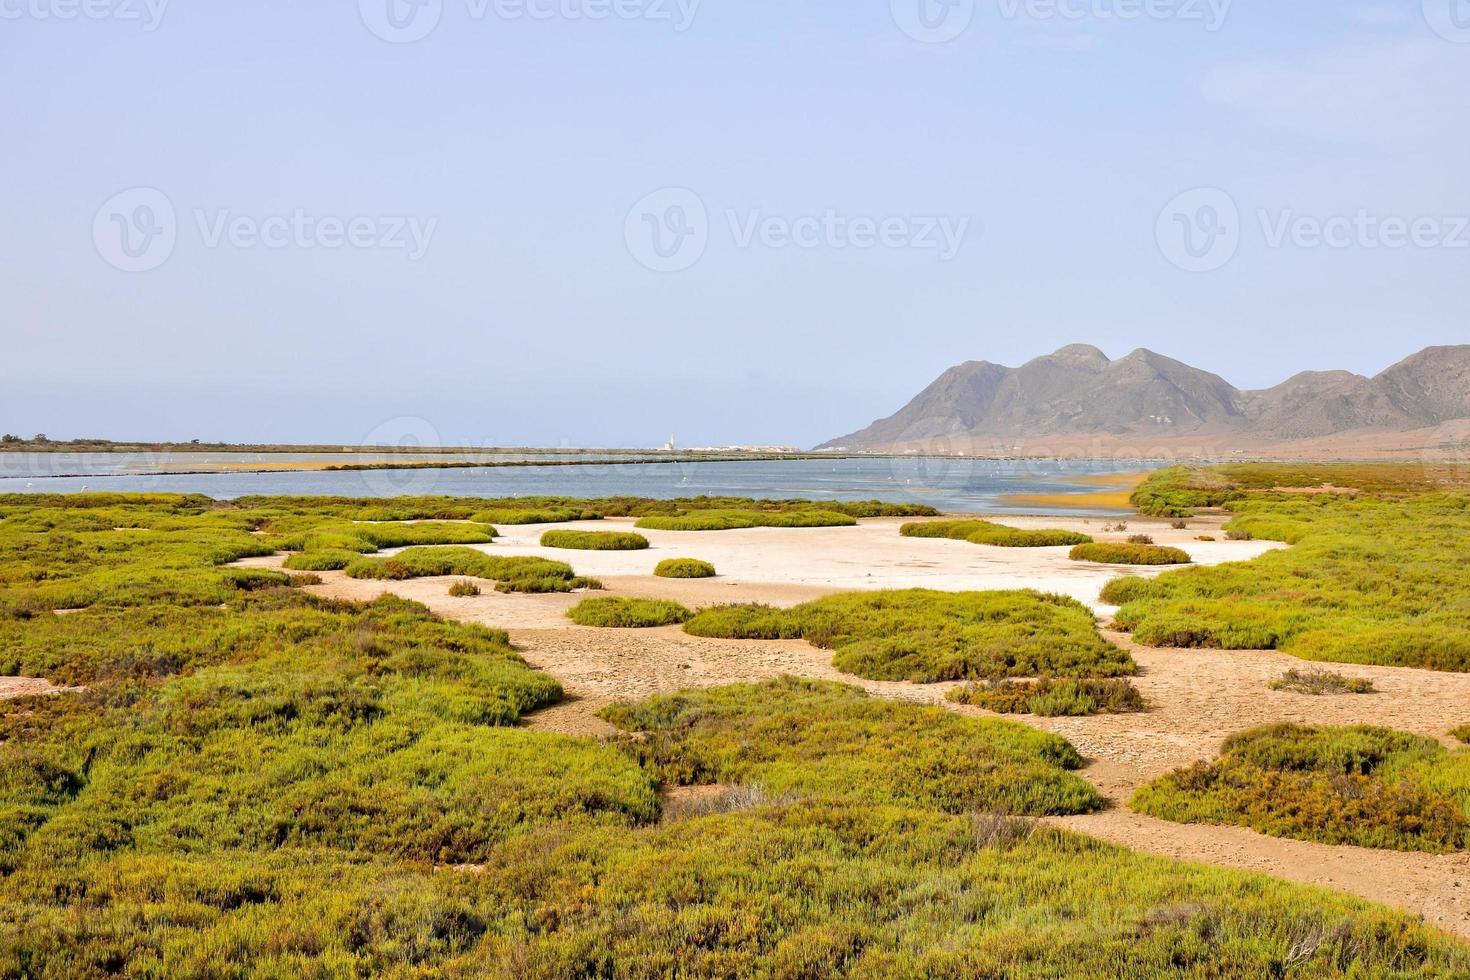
[2,0,1467,449]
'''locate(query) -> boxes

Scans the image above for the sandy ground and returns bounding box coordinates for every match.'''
[0,677,82,700]
[360,514,1282,612]
[229,515,1470,939]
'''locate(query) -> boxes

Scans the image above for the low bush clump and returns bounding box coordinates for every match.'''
[343,547,594,593]
[1269,669,1374,696]
[948,678,1147,716]
[540,530,650,551]
[569,597,693,628]
[1452,725,1470,744]
[1069,542,1191,566]
[287,573,322,587]
[1126,534,1155,545]
[636,510,856,531]
[601,678,1100,815]
[448,580,482,598]
[1195,534,1216,542]
[654,558,716,579]
[470,507,602,525]
[901,519,1091,548]
[683,589,1134,683]
[1132,724,1470,852]
[1108,463,1470,671]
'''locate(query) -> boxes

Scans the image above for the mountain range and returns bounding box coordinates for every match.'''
[818,344,1470,456]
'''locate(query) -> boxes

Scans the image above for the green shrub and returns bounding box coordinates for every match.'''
[470,507,602,525]
[637,510,856,531]
[283,549,360,571]
[540,530,649,551]
[1110,464,1470,671]
[1096,576,1160,606]
[901,519,1091,548]
[1133,724,1470,852]
[568,597,693,628]
[1452,725,1470,745]
[287,573,322,587]
[1131,466,1246,517]
[1269,669,1374,696]
[1126,534,1155,545]
[601,678,1099,815]
[653,558,717,579]
[948,678,1147,716]
[343,547,587,593]
[1070,542,1191,566]
[684,589,1133,683]
[448,580,481,598]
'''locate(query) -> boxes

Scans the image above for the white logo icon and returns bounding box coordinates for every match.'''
[93,187,177,273]
[1424,0,1470,42]
[891,0,975,43]
[1156,187,1240,273]
[624,188,709,273]
[360,0,443,43]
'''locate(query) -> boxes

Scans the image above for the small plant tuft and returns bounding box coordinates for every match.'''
[448,580,482,598]
[1269,669,1374,696]
[948,678,1147,716]
[569,596,693,628]
[654,558,717,579]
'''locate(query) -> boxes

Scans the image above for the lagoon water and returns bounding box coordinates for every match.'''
[1,454,1144,515]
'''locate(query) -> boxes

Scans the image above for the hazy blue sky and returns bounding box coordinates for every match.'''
[3,1,1467,448]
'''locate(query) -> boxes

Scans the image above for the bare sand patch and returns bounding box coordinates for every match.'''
[0,677,82,700]
[369,514,1279,612]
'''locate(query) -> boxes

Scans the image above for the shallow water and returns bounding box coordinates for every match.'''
[0,455,1145,515]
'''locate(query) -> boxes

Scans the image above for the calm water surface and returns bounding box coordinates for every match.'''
[1,455,1147,515]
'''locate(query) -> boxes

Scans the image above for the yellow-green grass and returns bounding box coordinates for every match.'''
[653,558,716,579]
[568,597,693,628]
[341,547,600,594]
[540,530,650,551]
[948,678,1147,716]
[1133,724,1470,853]
[1106,463,1470,671]
[1070,542,1192,566]
[682,589,1134,683]
[636,509,857,531]
[470,507,603,525]
[902,519,1091,548]
[448,580,481,598]
[2,494,1468,975]
[600,678,1100,815]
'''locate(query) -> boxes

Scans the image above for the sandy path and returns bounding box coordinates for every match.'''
[0,677,81,700]
[231,517,1470,938]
